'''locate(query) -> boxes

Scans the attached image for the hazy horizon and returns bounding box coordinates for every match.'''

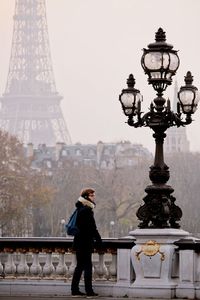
[1,0,200,154]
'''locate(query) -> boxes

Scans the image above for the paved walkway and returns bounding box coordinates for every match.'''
[0,297,187,300]
[0,298,130,300]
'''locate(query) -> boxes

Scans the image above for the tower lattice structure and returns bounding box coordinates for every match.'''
[0,0,72,146]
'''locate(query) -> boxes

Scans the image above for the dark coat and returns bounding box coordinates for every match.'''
[72,200,102,252]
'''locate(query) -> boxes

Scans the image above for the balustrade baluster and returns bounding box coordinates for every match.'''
[108,250,117,281]
[0,252,4,276]
[55,249,68,277]
[17,249,29,277]
[4,250,16,277]
[30,249,42,277]
[43,249,55,277]
[95,252,108,280]
[68,253,76,278]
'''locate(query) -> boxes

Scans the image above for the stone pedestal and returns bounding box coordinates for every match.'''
[113,248,135,297]
[129,228,189,299]
[176,248,197,299]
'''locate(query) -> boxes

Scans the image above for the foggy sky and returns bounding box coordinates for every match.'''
[0,0,200,153]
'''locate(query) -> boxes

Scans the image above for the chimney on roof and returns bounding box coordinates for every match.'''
[27,143,34,158]
[56,142,64,161]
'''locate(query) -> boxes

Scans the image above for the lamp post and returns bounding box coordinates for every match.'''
[110,220,115,237]
[119,28,199,229]
[60,219,66,237]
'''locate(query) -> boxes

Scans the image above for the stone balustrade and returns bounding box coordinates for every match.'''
[0,237,135,297]
[1,234,200,299]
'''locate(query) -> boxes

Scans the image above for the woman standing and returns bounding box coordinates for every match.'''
[71,188,102,298]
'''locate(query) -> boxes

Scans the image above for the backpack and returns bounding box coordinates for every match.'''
[65,209,79,236]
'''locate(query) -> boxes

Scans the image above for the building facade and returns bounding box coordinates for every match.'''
[26,141,152,173]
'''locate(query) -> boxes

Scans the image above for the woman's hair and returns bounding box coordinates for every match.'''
[81,188,95,199]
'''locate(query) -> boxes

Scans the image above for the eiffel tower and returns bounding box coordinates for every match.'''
[0,0,72,146]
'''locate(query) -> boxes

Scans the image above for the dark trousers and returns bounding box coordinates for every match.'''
[71,250,93,293]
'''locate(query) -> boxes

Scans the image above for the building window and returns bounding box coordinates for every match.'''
[88,149,95,156]
[76,149,82,156]
[46,160,51,168]
[104,149,110,155]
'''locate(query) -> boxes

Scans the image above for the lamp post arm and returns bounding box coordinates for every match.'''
[172,112,192,127]
[127,111,152,128]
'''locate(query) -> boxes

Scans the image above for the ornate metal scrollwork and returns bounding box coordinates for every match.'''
[135,240,165,261]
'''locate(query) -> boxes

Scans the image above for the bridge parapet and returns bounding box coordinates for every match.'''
[0,237,135,297]
[1,235,200,299]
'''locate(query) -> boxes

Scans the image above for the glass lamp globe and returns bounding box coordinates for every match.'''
[178,71,199,114]
[119,74,142,116]
[141,28,179,94]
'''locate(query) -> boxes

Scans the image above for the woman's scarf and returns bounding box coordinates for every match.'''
[78,196,95,209]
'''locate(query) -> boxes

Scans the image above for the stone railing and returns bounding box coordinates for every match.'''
[0,236,135,297]
[1,234,200,298]
[174,237,200,299]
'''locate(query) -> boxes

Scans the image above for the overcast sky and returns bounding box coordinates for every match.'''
[0,0,200,153]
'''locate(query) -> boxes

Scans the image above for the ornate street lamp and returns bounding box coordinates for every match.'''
[119,28,199,229]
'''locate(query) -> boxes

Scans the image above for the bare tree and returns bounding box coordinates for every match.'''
[0,130,55,237]
[0,131,31,236]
